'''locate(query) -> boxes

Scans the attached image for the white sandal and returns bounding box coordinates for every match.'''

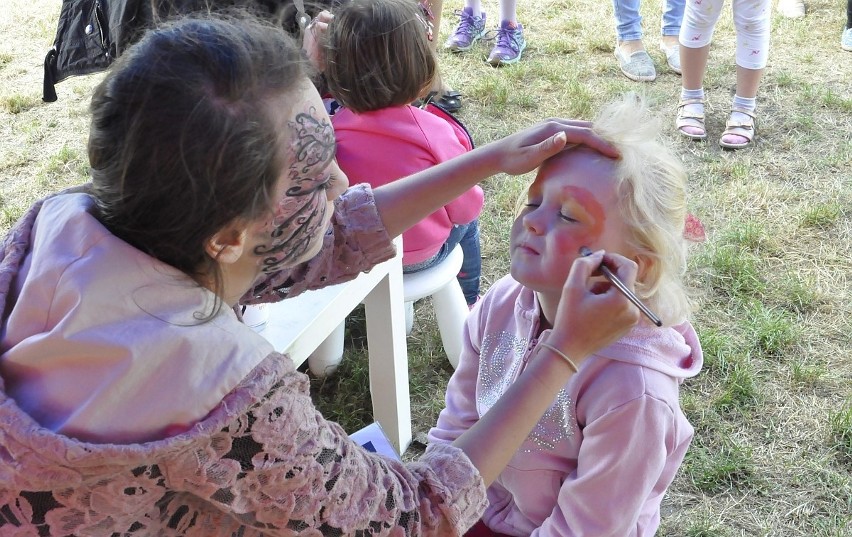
[676,98,706,140]
[719,107,756,149]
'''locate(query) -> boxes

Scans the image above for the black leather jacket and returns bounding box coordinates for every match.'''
[42,0,309,102]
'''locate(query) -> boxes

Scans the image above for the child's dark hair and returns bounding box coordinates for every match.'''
[324,0,436,113]
[88,14,307,306]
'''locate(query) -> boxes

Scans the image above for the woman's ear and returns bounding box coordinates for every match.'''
[205,224,248,265]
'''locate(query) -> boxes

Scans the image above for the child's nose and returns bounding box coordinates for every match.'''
[523,209,546,234]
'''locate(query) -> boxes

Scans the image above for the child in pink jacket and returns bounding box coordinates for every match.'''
[325,0,483,304]
[429,95,704,536]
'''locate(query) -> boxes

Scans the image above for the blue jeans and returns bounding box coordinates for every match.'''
[403,220,481,306]
[612,0,684,41]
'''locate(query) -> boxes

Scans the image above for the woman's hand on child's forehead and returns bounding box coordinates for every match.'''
[554,120,619,160]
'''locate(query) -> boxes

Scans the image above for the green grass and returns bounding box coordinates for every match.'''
[684,438,757,495]
[1,93,40,114]
[829,402,852,466]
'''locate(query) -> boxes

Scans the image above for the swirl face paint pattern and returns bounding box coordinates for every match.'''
[254,106,337,273]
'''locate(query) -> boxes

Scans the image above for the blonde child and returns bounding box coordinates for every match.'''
[429,95,704,536]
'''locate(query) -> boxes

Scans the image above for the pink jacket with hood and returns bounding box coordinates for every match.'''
[332,104,484,265]
[428,274,703,536]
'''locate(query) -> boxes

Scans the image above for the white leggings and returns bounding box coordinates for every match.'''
[679,0,771,69]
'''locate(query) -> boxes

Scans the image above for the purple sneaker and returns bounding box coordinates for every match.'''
[488,20,526,66]
[445,7,487,52]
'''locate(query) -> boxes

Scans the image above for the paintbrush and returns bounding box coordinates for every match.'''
[579,246,662,327]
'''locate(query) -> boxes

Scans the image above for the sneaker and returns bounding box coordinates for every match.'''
[660,42,681,74]
[487,20,526,66]
[777,0,805,18]
[614,45,656,82]
[445,7,487,52]
[843,27,852,51]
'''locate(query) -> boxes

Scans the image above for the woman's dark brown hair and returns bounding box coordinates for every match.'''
[88,14,308,305]
[324,0,437,113]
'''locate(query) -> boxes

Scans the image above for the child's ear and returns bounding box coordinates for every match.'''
[205,223,248,265]
[634,252,654,283]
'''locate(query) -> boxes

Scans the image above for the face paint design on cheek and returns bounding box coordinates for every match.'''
[565,185,606,245]
[253,106,335,273]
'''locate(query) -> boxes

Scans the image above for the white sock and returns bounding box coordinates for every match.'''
[730,95,756,126]
[681,87,705,117]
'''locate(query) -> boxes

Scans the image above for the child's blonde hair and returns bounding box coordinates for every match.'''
[592,93,691,325]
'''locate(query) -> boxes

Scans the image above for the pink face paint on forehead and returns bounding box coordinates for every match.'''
[252,104,335,273]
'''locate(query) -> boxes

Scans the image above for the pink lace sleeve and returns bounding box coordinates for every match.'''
[0,354,486,536]
[159,355,488,535]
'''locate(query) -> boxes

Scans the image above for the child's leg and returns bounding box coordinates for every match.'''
[455,220,481,306]
[660,0,685,72]
[661,0,684,47]
[425,0,464,112]
[848,0,852,28]
[720,0,769,147]
[499,0,518,23]
[402,222,480,305]
[675,0,718,138]
[612,0,643,49]
[612,0,657,81]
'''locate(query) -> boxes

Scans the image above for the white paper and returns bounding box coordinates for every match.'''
[350,422,400,460]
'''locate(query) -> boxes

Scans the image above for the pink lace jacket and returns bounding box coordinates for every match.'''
[0,185,487,536]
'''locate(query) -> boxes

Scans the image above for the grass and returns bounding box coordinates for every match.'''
[1,0,850,535]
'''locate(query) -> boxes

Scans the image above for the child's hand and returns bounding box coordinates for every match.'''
[547,250,640,366]
[485,119,620,176]
[303,10,334,72]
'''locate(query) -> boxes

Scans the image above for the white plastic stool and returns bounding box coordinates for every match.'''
[310,245,468,375]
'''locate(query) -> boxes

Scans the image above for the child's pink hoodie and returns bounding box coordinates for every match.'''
[428,274,703,536]
[333,105,484,264]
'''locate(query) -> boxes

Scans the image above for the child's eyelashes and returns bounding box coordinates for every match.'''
[523,202,578,223]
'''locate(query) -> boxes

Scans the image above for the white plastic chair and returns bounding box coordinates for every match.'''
[310,244,468,375]
[249,235,412,454]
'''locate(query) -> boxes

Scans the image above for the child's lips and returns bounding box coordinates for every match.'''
[516,242,539,255]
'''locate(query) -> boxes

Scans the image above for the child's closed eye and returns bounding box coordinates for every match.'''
[558,212,578,223]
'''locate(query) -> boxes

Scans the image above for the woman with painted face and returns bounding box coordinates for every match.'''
[0,14,639,536]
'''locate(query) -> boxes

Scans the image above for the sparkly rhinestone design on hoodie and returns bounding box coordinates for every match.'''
[478,331,575,452]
